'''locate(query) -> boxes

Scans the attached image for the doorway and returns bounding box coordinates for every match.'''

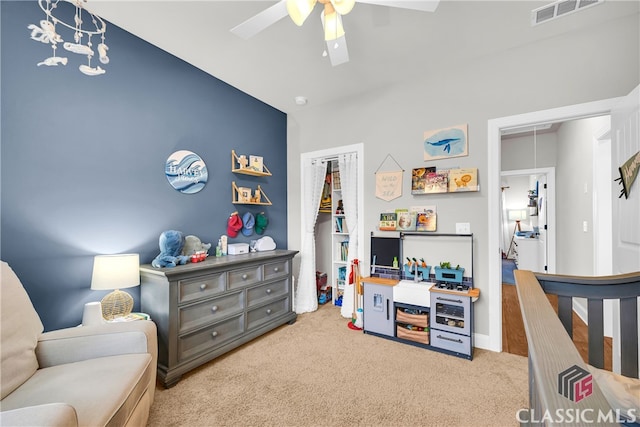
[300,143,365,314]
[501,167,556,275]
[486,96,624,352]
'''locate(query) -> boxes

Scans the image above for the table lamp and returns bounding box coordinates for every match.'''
[91,253,140,320]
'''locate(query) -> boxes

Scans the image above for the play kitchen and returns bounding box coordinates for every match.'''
[361,233,479,360]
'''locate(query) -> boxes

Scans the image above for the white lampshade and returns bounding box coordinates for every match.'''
[507,209,527,221]
[330,0,356,15]
[91,254,140,291]
[91,254,140,320]
[322,8,345,41]
[286,0,317,26]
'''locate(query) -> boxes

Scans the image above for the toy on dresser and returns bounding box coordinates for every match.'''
[182,235,212,263]
[151,230,190,268]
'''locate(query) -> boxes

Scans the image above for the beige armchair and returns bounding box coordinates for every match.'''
[0,261,157,426]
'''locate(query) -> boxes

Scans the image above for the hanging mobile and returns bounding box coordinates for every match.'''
[29,0,109,76]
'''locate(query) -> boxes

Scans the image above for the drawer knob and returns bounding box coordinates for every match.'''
[200,284,207,290]
[273,267,279,272]
[266,309,272,315]
[266,288,272,294]
[242,274,248,280]
[211,305,218,312]
[211,331,218,338]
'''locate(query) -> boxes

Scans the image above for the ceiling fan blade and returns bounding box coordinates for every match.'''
[326,36,349,66]
[230,1,290,39]
[356,0,440,12]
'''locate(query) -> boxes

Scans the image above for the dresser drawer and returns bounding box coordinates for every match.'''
[178,314,244,363]
[228,265,262,290]
[430,330,471,356]
[263,260,290,281]
[247,279,289,308]
[247,297,290,331]
[179,291,244,334]
[178,272,226,304]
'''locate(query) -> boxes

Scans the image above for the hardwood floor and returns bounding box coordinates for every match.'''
[502,283,612,371]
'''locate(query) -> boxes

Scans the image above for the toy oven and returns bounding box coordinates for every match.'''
[431,293,471,336]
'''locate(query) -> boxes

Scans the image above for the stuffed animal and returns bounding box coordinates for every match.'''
[182,235,212,257]
[151,230,190,268]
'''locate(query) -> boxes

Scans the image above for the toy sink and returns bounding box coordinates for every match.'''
[394,280,433,307]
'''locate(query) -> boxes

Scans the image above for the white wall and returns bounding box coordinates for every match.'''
[556,115,611,275]
[287,12,639,339]
[502,132,557,171]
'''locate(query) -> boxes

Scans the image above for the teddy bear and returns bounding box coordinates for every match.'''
[151,230,190,268]
[182,235,212,257]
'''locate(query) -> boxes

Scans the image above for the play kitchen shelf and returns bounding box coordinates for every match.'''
[362,232,477,360]
[395,303,430,345]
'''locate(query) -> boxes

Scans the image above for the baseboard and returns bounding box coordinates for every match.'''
[573,298,588,325]
[473,332,494,351]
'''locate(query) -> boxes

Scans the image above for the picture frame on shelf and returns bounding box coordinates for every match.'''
[411,167,436,194]
[395,209,416,231]
[238,187,252,203]
[249,155,263,172]
[411,205,437,232]
[379,212,397,231]
[449,168,479,192]
[423,171,449,194]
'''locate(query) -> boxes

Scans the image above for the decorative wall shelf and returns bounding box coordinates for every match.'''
[232,181,272,205]
[231,150,272,177]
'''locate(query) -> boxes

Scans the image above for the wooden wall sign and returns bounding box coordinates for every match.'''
[616,150,640,199]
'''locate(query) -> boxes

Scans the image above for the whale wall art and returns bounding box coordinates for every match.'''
[423,124,468,161]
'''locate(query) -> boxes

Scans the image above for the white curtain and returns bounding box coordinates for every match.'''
[295,160,327,314]
[338,153,358,319]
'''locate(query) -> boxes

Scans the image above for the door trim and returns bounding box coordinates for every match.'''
[486,96,625,352]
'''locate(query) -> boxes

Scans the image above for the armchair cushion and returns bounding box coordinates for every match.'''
[0,403,78,426]
[0,261,44,399]
[0,353,152,426]
[37,321,157,367]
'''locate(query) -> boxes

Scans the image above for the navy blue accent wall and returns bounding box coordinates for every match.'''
[1,1,288,331]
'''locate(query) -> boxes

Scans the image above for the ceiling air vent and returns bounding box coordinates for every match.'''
[531,0,604,26]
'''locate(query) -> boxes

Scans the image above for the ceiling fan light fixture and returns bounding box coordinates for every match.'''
[286,0,317,26]
[330,0,356,15]
[322,8,345,41]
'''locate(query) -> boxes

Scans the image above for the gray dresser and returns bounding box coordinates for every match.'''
[139,250,298,387]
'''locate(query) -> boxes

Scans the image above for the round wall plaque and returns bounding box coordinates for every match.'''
[165,150,208,194]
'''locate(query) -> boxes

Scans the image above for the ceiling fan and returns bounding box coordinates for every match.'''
[230,0,440,67]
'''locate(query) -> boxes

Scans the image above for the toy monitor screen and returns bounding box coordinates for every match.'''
[370,237,401,268]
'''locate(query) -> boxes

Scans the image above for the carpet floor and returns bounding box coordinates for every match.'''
[147,303,528,427]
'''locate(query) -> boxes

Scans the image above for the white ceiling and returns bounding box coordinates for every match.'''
[87,0,638,113]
